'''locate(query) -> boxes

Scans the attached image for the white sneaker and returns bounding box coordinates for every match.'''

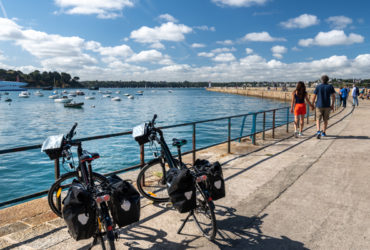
[298,132,303,136]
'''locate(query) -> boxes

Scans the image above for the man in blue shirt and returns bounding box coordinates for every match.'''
[311,75,336,139]
[339,86,348,108]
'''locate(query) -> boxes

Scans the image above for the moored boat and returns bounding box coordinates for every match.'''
[19,91,30,98]
[111,97,121,101]
[48,94,59,99]
[4,97,12,102]
[85,96,95,100]
[64,102,84,108]
[34,91,44,97]
[54,96,73,103]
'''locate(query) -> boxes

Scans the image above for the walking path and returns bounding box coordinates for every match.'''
[0,101,369,249]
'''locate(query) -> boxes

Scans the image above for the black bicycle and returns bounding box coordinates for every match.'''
[133,114,217,240]
[42,123,117,249]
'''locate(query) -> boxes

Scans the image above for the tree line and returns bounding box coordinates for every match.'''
[1,68,370,89]
[0,69,82,88]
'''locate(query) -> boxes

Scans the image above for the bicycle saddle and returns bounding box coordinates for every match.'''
[172,138,187,147]
[81,151,100,162]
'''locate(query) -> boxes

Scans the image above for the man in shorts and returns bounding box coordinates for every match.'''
[311,75,336,139]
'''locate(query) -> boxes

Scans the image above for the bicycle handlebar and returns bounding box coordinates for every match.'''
[66,123,78,141]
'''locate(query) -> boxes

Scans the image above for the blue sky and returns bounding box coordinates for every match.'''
[0,0,370,82]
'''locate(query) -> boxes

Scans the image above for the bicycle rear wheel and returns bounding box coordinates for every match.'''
[192,185,217,240]
[48,171,107,217]
[136,159,170,202]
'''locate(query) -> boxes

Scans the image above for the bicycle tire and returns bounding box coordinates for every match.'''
[192,184,217,240]
[48,171,107,217]
[136,159,171,202]
[106,231,116,250]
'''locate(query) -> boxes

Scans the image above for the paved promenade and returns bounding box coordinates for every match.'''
[0,100,369,249]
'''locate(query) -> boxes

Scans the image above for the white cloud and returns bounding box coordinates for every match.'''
[198,52,214,58]
[280,14,319,29]
[213,53,236,62]
[127,49,172,65]
[299,30,364,47]
[212,0,268,7]
[54,0,134,19]
[271,45,287,59]
[211,47,236,53]
[242,31,286,42]
[191,43,206,48]
[326,16,352,29]
[98,44,134,58]
[158,14,178,23]
[245,48,253,54]
[216,40,234,45]
[194,25,216,31]
[130,22,192,45]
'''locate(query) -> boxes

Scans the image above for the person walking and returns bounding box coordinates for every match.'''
[338,87,343,107]
[311,75,336,139]
[290,81,314,137]
[352,84,359,106]
[339,86,348,108]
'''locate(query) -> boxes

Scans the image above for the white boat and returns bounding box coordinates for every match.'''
[68,91,77,97]
[115,91,121,94]
[85,96,95,100]
[128,95,134,99]
[103,94,111,98]
[137,90,143,94]
[124,93,130,96]
[168,90,173,93]
[48,94,59,99]
[34,91,44,97]
[111,97,121,101]
[54,96,73,103]
[62,90,68,94]
[19,91,30,98]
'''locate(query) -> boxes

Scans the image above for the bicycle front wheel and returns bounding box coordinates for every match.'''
[192,185,217,241]
[48,171,107,217]
[136,159,170,202]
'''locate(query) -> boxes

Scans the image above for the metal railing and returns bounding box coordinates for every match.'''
[0,100,339,208]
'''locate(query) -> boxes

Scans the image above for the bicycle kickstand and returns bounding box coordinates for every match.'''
[177,211,193,234]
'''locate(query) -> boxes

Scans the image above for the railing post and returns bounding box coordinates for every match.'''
[192,123,196,165]
[239,115,247,142]
[286,108,289,133]
[228,118,231,153]
[262,112,266,140]
[54,158,61,212]
[251,113,257,145]
[272,110,276,139]
[140,144,145,165]
[306,103,309,124]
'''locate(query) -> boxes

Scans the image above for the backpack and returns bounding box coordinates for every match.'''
[107,174,140,228]
[194,159,226,201]
[166,168,196,213]
[62,181,97,240]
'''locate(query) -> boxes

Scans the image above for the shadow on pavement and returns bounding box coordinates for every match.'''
[214,205,309,250]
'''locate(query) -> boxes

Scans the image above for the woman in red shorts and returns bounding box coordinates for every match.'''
[290,81,314,137]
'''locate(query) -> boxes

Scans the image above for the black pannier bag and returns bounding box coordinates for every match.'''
[107,174,140,228]
[62,181,97,240]
[166,168,196,213]
[132,123,150,145]
[194,159,226,201]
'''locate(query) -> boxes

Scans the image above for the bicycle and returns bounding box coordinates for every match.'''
[133,114,217,240]
[42,123,117,249]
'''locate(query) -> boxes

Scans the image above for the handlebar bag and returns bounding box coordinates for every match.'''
[62,181,97,240]
[132,123,150,145]
[107,174,140,227]
[166,168,196,213]
[194,159,225,201]
[41,134,64,159]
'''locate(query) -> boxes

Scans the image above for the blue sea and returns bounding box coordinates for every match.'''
[0,88,290,204]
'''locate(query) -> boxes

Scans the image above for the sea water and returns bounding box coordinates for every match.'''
[0,88,290,204]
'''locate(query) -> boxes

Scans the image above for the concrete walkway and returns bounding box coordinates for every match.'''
[0,100,369,249]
